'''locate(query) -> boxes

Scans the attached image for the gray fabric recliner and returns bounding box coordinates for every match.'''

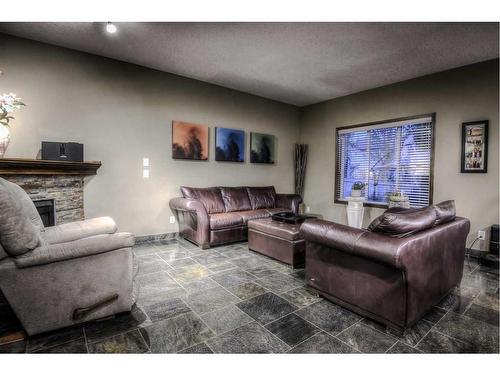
[0,177,135,336]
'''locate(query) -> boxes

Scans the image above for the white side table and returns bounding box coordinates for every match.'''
[346,197,366,229]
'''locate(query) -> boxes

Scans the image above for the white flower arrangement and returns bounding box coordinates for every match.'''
[0,93,25,127]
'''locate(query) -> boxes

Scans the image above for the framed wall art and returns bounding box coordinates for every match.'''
[172,121,209,161]
[461,120,488,173]
[250,132,275,164]
[215,127,245,162]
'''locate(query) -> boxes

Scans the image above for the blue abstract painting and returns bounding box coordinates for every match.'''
[215,127,245,162]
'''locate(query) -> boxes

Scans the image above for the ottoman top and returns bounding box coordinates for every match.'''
[248,218,303,241]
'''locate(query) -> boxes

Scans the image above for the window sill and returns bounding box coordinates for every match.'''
[334,199,388,209]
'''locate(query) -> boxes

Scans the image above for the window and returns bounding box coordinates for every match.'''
[335,114,434,208]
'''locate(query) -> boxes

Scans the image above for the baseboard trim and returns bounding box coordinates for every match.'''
[135,232,179,244]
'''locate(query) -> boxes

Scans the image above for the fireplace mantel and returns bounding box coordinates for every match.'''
[0,158,101,176]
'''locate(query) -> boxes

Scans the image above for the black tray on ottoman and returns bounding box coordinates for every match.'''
[271,211,315,224]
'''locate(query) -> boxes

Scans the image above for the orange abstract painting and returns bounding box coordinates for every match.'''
[172,121,209,160]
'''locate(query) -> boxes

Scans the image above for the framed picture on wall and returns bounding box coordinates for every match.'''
[250,132,275,164]
[461,120,488,173]
[215,127,245,162]
[172,121,209,161]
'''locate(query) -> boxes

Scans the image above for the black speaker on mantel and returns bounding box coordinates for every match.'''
[41,141,84,162]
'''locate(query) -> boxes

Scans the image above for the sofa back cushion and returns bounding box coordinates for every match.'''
[0,178,42,256]
[180,186,225,214]
[434,200,456,225]
[246,186,276,210]
[368,206,437,238]
[219,187,252,212]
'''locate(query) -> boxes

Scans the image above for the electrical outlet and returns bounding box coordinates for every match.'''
[169,216,176,224]
[305,206,311,213]
[478,230,486,240]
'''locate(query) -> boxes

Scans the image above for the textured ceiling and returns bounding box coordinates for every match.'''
[0,22,498,106]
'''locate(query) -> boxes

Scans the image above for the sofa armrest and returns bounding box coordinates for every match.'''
[300,219,406,269]
[169,197,210,247]
[42,217,118,245]
[14,232,134,268]
[276,193,303,214]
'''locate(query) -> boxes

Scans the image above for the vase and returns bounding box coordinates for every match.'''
[350,189,362,197]
[0,124,10,158]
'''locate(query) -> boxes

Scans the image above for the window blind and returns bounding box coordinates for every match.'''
[335,116,434,208]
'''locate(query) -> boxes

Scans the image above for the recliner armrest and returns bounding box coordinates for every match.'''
[300,219,405,269]
[276,193,303,214]
[14,232,134,268]
[42,217,118,245]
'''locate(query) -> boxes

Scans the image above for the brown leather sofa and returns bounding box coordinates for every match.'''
[170,186,302,248]
[300,201,470,330]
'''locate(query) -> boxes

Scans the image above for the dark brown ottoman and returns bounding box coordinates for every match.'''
[248,218,305,268]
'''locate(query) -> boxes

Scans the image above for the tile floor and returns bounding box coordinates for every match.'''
[0,239,498,354]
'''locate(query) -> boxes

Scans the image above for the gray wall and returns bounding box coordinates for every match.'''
[0,34,300,236]
[299,59,499,249]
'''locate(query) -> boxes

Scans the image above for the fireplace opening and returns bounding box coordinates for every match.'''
[33,199,55,227]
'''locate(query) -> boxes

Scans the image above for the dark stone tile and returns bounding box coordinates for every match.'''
[230,255,274,270]
[183,286,239,315]
[158,250,191,262]
[386,341,422,354]
[236,292,297,325]
[475,264,500,276]
[207,322,289,353]
[33,338,87,353]
[295,300,362,335]
[436,292,473,314]
[0,340,26,353]
[416,330,474,353]
[288,332,355,353]
[200,305,254,335]
[166,258,199,269]
[216,247,249,259]
[167,264,211,283]
[136,271,186,303]
[136,254,171,275]
[182,277,221,294]
[132,243,160,257]
[228,282,268,300]
[337,323,396,353]
[210,268,256,288]
[385,320,434,347]
[88,330,149,354]
[464,303,499,327]
[290,269,306,281]
[473,292,499,311]
[461,273,499,294]
[140,312,214,353]
[255,273,304,293]
[265,313,319,347]
[206,261,237,274]
[84,305,149,343]
[143,298,191,322]
[434,311,499,353]
[179,342,213,354]
[28,325,84,353]
[192,253,229,266]
[422,306,447,323]
[280,287,321,309]
[245,266,280,278]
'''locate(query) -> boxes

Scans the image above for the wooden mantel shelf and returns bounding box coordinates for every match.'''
[0,158,102,176]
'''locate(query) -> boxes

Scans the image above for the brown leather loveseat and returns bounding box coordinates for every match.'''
[300,201,470,330]
[170,186,302,248]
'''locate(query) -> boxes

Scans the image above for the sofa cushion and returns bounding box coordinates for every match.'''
[234,209,271,224]
[220,187,252,212]
[434,200,456,226]
[246,186,277,210]
[209,213,244,230]
[7,180,44,231]
[368,206,437,238]
[180,186,225,214]
[0,178,42,256]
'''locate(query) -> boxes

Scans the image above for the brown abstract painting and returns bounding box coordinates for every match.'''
[172,121,209,160]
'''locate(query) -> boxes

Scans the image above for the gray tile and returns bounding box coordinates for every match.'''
[245,266,281,278]
[140,312,214,353]
[84,305,149,343]
[182,277,221,294]
[206,261,238,274]
[184,286,239,315]
[473,292,499,311]
[229,282,268,300]
[434,311,499,353]
[207,322,289,353]
[88,330,149,354]
[168,264,211,283]
[386,341,422,354]
[217,247,249,259]
[210,268,256,288]
[0,340,27,353]
[136,254,171,275]
[200,305,254,335]
[28,326,84,353]
[255,272,304,293]
[337,323,396,353]
[265,313,319,347]
[416,330,474,353]
[295,300,362,335]
[230,255,274,270]
[143,298,191,322]
[33,338,87,353]
[166,258,199,269]
[464,303,499,327]
[192,253,229,266]
[422,306,447,323]
[179,342,213,354]
[158,250,191,262]
[289,332,356,353]
[436,292,473,314]
[280,287,321,308]
[461,273,499,294]
[237,292,297,325]
[136,272,186,302]
[386,320,434,347]
[290,269,306,281]
[132,243,161,257]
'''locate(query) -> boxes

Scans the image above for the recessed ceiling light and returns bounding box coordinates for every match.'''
[106,22,117,34]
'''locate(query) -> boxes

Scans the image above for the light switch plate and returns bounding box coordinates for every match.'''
[170,216,176,224]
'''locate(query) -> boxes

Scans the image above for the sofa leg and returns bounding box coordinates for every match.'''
[201,244,211,249]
